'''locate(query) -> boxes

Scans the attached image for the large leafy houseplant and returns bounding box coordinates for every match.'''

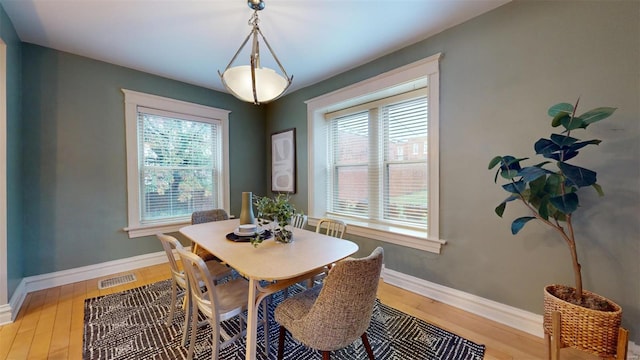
[488,99,616,305]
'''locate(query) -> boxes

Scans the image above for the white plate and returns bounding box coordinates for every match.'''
[233,227,264,237]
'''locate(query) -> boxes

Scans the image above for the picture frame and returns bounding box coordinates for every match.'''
[271,128,296,193]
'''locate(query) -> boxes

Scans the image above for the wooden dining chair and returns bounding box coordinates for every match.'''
[156,234,233,346]
[315,218,347,239]
[290,213,308,229]
[275,247,384,360]
[310,218,348,286]
[176,248,269,360]
[191,209,229,262]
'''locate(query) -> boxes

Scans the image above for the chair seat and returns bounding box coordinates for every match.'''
[196,246,220,262]
[205,259,233,281]
[274,286,321,328]
[210,278,250,317]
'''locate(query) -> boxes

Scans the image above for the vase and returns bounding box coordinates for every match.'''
[274,225,293,244]
[239,192,255,225]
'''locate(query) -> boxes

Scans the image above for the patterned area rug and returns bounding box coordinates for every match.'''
[83,279,485,359]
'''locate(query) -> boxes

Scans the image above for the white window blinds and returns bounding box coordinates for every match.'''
[328,94,428,228]
[382,97,428,224]
[137,107,221,224]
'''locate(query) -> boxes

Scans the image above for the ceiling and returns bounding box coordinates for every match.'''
[1,0,510,94]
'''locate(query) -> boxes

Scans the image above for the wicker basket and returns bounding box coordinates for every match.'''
[543,284,622,358]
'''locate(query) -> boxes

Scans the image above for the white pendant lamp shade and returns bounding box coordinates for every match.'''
[221,65,290,104]
[218,1,292,105]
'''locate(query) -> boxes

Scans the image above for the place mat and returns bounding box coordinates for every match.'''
[226,229,272,242]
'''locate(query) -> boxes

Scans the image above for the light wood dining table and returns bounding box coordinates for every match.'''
[179,218,359,360]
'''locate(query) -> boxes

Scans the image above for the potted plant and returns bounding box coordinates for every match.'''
[488,99,627,358]
[251,194,296,246]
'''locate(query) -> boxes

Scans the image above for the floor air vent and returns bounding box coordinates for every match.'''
[98,273,137,289]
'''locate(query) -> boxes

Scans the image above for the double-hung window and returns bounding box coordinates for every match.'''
[327,92,428,226]
[123,90,230,238]
[307,54,444,253]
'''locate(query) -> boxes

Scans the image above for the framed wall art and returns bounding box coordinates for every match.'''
[271,128,296,193]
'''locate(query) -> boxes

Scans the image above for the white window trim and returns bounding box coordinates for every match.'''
[122,89,231,238]
[306,54,445,253]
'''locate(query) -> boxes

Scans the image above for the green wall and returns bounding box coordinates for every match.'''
[21,44,267,276]
[1,4,24,302]
[267,1,640,341]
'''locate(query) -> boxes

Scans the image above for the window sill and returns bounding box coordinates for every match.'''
[307,217,446,254]
[123,221,191,238]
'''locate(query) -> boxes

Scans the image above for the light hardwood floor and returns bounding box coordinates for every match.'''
[0,262,601,360]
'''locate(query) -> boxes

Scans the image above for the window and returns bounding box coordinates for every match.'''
[306,54,444,253]
[123,90,230,238]
[327,93,428,226]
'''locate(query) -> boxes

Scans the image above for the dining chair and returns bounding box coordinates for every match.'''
[281,213,310,298]
[191,209,230,261]
[156,234,234,346]
[290,213,308,229]
[176,247,269,360]
[315,218,347,239]
[274,247,384,360]
[310,218,348,286]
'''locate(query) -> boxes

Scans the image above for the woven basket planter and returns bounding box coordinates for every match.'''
[543,284,622,358]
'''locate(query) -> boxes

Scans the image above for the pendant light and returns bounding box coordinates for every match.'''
[218,0,293,105]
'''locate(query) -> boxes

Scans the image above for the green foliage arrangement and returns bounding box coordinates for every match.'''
[250,194,296,247]
[488,99,616,302]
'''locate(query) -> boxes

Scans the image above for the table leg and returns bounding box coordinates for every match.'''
[246,278,260,360]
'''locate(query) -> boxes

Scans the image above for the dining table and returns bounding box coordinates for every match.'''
[179,218,359,360]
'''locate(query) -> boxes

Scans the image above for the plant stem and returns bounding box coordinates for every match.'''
[518,197,583,300]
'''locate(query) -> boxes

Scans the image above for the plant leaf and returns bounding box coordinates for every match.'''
[548,103,574,117]
[544,174,562,193]
[567,139,601,152]
[558,162,597,187]
[550,193,579,214]
[592,183,604,196]
[501,156,528,169]
[500,169,519,180]
[534,138,560,156]
[578,107,616,126]
[550,134,578,147]
[511,216,536,234]
[495,202,506,217]
[488,156,503,169]
[538,196,550,220]
[551,113,570,128]
[561,115,585,131]
[518,166,549,183]
[502,180,526,194]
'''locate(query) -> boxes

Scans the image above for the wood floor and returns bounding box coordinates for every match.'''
[0,262,602,360]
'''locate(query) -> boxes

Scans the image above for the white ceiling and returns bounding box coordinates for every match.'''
[1,0,510,94]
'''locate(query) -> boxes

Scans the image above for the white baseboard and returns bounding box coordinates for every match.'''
[381,266,640,359]
[0,250,169,325]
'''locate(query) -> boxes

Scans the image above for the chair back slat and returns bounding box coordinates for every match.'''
[157,234,187,288]
[315,218,347,239]
[291,214,308,229]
